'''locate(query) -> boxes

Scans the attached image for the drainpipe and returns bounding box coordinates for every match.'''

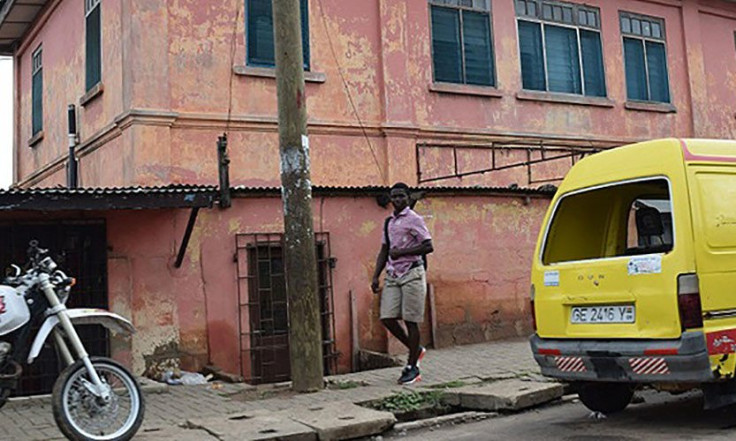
[217,134,231,208]
[66,104,78,188]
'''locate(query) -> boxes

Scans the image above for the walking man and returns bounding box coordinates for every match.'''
[371,182,433,385]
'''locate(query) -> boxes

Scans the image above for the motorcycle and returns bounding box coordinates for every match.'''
[0,240,144,441]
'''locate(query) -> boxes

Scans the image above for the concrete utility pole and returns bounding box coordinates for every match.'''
[272,0,324,392]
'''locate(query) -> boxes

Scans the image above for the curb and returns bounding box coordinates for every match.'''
[391,411,497,433]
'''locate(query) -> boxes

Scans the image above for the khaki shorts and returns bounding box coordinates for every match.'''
[380,266,427,323]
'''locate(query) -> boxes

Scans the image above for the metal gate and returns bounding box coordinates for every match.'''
[235,232,338,384]
[0,220,109,395]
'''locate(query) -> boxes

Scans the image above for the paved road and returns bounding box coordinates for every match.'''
[381,389,736,441]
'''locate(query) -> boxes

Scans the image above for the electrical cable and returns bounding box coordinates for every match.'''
[315,0,387,182]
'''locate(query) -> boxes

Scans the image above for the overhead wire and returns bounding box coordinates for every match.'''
[315,0,387,183]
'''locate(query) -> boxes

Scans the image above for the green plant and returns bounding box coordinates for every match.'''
[427,380,467,389]
[329,380,361,390]
[368,390,446,413]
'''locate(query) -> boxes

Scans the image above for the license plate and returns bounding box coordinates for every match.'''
[570,305,635,324]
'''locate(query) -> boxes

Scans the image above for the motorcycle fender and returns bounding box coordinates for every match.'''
[28,309,135,364]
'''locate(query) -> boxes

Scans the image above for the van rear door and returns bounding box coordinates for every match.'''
[533,178,688,340]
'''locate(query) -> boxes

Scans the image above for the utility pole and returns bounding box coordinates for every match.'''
[272,0,324,392]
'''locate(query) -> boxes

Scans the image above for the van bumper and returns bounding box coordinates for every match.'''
[530,331,713,383]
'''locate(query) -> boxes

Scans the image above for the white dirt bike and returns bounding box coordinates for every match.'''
[0,240,144,441]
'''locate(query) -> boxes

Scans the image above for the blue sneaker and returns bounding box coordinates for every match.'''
[399,365,421,385]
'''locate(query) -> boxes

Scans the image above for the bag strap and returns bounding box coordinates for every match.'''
[383,216,391,249]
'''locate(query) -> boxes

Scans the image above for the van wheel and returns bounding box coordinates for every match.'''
[577,382,634,414]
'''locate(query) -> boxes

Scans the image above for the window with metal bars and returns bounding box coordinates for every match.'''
[236,233,337,384]
[516,0,606,97]
[620,12,670,103]
[85,0,102,91]
[31,46,42,137]
[246,0,310,70]
[429,0,496,87]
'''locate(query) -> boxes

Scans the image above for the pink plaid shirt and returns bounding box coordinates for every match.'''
[382,207,432,278]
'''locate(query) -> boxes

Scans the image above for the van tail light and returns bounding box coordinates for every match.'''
[677,273,703,330]
[530,284,537,331]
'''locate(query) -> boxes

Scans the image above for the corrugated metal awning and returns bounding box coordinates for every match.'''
[0,0,48,56]
[0,185,218,211]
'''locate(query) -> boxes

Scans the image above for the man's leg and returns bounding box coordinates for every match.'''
[405,321,420,366]
[381,318,410,348]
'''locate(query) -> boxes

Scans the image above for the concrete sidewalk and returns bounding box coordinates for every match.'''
[0,338,553,441]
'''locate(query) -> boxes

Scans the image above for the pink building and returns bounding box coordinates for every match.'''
[2,0,736,390]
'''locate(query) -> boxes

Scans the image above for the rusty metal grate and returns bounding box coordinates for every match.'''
[235,232,338,384]
[415,139,617,185]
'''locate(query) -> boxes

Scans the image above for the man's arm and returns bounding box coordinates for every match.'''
[389,239,433,259]
[371,243,389,293]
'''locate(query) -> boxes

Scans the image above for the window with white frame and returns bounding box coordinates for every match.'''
[31,46,43,137]
[620,12,670,103]
[85,0,101,91]
[515,0,606,97]
[429,0,496,87]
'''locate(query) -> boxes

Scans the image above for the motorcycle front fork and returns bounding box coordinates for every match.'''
[39,274,111,401]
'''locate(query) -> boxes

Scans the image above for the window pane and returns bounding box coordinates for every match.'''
[544,25,581,94]
[431,6,462,83]
[247,0,275,66]
[518,21,546,90]
[646,41,670,102]
[564,7,574,23]
[621,16,631,33]
[578,10,587,26]
[85,5,101,90]
[652,22,661,39]
[632,18,641,35]
[32,70,42,135]
[462,11,494,86]
[623,37,648,100]
[543,4,553,19]
[300,0,310,70]
[587,11,596,28]
[580,30,605,97]
[515,0,526,15]
[642,20,651,37]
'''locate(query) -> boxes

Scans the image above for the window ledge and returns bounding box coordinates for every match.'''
[80,82,104,107]
[429,82,503,98]
[516,90,614,108]
[28,130,44,147]
[233,65,326,83]
[624,101,676,113]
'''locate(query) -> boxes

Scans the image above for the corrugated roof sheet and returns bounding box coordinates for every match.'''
[231,184,557,196]
[0,184,217,195]
[0,184,218,211]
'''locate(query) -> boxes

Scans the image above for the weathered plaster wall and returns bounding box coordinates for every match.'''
[17,0,736,189]
[15,0,125,186]
[698,9,736,138]
[182,193,547,375]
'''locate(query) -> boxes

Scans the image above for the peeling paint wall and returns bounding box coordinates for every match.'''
[14,0,736,188]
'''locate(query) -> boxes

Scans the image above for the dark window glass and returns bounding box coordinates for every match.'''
[246,0,310,69]
[623,37,647,101]
[32,70,42,135]
[462,11,494,86]
[85,3,101,91]
[516,2,605,96]
[430,4,495,86]
[580,30,605,97]
[544,25,581,94]
[518,20,545,91]
[431,7,462,83]
[646,41,669,103]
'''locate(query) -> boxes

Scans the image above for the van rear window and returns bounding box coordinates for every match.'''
[542,179,673,264]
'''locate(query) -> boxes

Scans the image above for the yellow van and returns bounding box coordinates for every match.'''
[530,138,736,413]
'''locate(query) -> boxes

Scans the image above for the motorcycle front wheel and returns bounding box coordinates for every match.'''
[52,356,145,441]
